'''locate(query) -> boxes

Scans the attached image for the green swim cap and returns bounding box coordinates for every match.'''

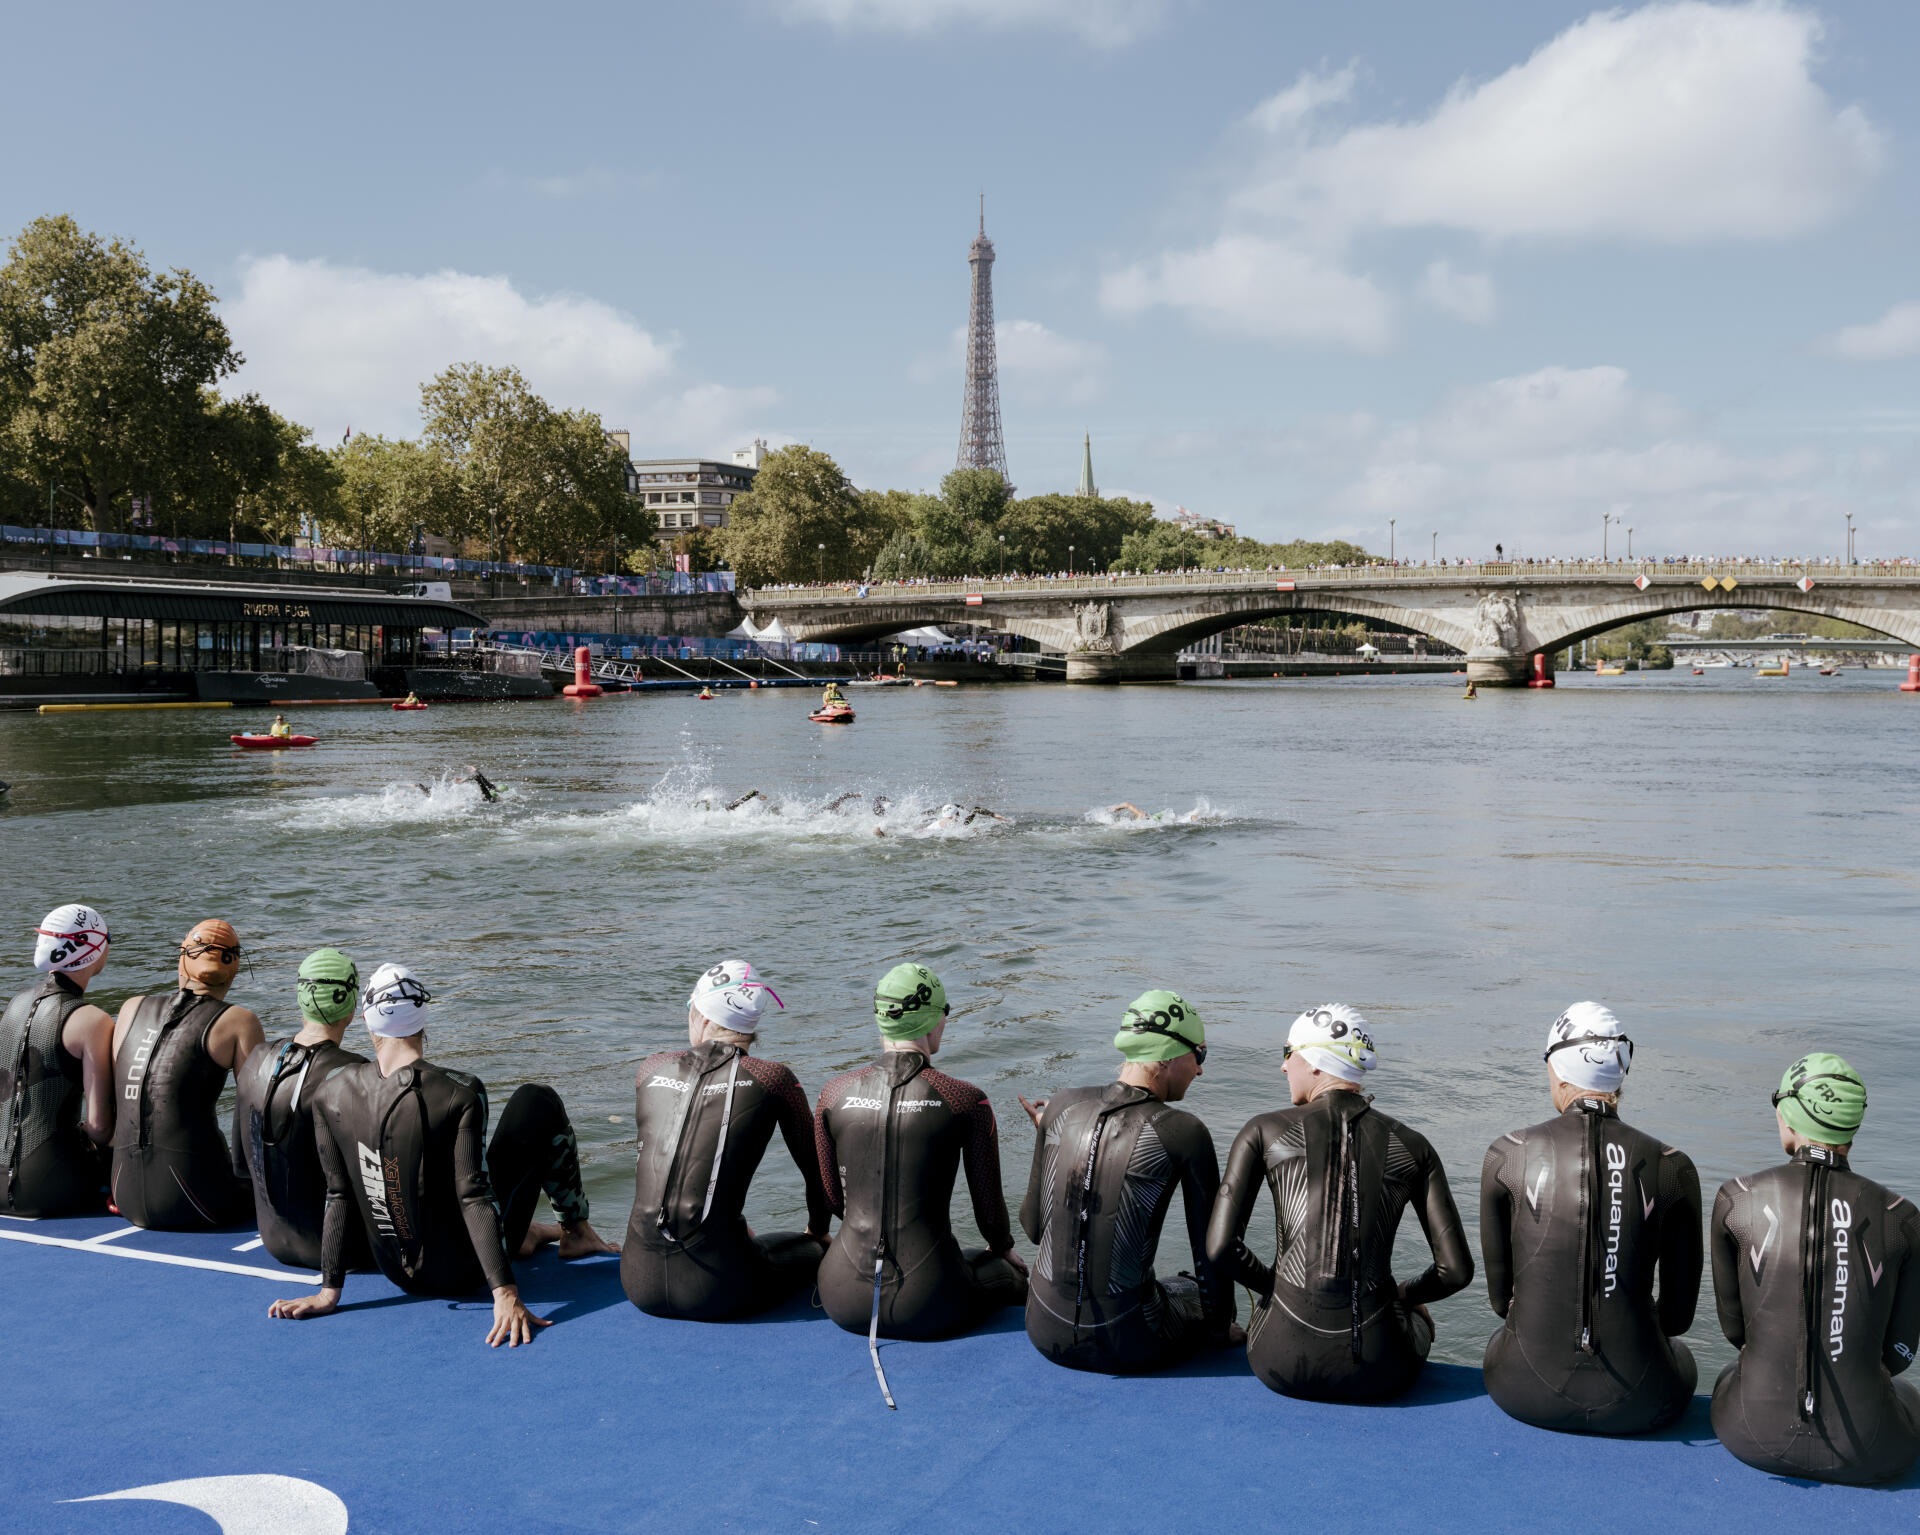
[1774,1052,1867,1143]
[296,947,360,1027]
[1115,990,1204,1064]
[875,963,948,1040]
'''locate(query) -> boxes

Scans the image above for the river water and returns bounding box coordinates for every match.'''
[3,668,1915,1373]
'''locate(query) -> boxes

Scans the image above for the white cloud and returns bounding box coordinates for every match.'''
[779,0,1168,47]
[1824,301,1920,361]
[225,255,775,453]
[1108,3,1881,346]
[1101,235,1394,350]
[1416,261,1495,323]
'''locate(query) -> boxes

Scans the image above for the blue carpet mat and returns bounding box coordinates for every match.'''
[3,1215,1916,1533]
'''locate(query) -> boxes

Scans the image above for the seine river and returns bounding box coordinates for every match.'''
[4,668,1915,1372]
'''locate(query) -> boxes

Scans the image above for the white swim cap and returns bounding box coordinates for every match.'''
[362,962,432,1039]
[34,904,109,974]
[1544,1001,1631,1094]
[1286,1003,1378,1083]
[691,960,783,1035]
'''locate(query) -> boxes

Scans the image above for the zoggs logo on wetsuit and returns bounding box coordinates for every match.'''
[647,1076,690,1093]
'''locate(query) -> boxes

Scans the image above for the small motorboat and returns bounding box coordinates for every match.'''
[392,701,430,711]
[809,705,855,724]
[231,733,317,749]
[1595,665,1626,676]
[1691,668,1704,676]
[1819,667,1836,676]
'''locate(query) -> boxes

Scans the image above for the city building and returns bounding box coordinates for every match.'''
[626,443,763,540]
[1171,505,1236,540]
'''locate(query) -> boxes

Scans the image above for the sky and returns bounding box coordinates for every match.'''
[3,0,1918,559]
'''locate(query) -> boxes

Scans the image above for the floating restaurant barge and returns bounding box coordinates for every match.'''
[0,572,548,707]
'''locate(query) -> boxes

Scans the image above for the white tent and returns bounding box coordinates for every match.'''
[1357,642,1380,657]
[890,626,958,646]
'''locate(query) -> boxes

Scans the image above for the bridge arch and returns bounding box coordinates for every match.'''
[1521,590,1920,653]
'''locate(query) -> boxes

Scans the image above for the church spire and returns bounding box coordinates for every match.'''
[1077,433,1097,498]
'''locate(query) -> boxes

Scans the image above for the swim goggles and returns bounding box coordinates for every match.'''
[1543,1033,1633,1067]
[1771,1073,1864,1135]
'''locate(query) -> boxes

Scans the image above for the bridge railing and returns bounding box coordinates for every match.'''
[745,559,1920,606]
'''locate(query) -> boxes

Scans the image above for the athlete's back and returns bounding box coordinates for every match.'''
[1481,1099,1701,1433]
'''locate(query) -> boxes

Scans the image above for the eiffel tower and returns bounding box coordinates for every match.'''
[956,197,1010,486]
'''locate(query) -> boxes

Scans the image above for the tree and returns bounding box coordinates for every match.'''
[326,433,458,553]
[417,364,646,566]
[719,444,888,584]
[0,215,243,532]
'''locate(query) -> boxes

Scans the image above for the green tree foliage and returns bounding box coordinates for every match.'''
[0,214,296,535]
[417,364,647,566]
[719,444,893,583]
[1112,522,1376,574]
[326,433,458,552]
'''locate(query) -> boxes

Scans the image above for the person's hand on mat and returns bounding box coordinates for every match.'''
[1397,1282,1434,1335]
[488,1285,551,1347]
[1017,1094,1048,1128]
[268,1288,341,1321]
[806,1228,832,1251]
[995,1245,1028,1278]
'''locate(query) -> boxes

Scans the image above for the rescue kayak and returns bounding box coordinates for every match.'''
[393,701,430,711]
[809,707,855,724]
[230,734,317,749]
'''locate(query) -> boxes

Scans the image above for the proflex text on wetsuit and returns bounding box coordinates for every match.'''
[310,1061,589,1296]
[0,973,105,1216]
[111,990,252,1230]
[621,1041,833,1321]
[232,1036,370,1271]
[1481,1098,1702,1434]
[1020,1083,1234,1372]
[814,1050,1026,1340]
[1205,1090,1473,1402]
[1710,1145,1920,1485]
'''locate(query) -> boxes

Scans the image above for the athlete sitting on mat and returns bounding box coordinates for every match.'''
[1017,989,1240,1373]
[1709,1053,1920,1485]
[813,963,1027,1341]
[269,963,617,1346]
[110,920,263,1230]
[621,961,832,1321]
[232,948,372,1272]
[1480,1003,1702,1435]
[0,904,117,1216]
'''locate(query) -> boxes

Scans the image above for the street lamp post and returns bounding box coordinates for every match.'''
[1846,512,1854,565]
[1068,544,1074,578]
[816,542,825,583]
[1389,518,1395,561]
[1431,531,1437,564]
[1627,526,1634,560]
[997,534,1005,578]
[1603,513,1612,561]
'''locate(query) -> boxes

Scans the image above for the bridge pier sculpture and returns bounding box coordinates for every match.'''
[743,564,1920,687]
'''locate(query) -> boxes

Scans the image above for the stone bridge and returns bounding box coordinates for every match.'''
[743,562,1920,683]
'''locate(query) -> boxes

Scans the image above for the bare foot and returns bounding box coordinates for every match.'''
[556,1220,620,1259]
[515,1221,563,1259]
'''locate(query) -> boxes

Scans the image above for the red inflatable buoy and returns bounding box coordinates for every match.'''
[1901,654,1920,693]
[562,645,603,698]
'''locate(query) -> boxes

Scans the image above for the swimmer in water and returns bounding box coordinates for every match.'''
[1463,681,1479,700]
[1480,1003,1702,1435]
[110,921,263,1230]
[1107,803,1201,824]
[827,792,864,813]
[1206,1003,1474,1402]
[268,714,293,739]
[1709,1053,1920,1484]
[621,961,832,1320]
[269,962,617,1345]
[471,769,501,803]
[0,904,117,1217]
[1018,990,1240,1373]
[814,964,1027,1344]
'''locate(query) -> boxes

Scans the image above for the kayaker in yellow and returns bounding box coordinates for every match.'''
[821,682,846,708]
[268,714,293,739]
[402,691,422,707]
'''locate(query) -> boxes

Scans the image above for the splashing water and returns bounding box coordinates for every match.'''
[250,770,507,833]
[1081,798,1228,830]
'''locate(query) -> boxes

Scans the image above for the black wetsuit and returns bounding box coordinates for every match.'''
[621,1041,832,1321]
[814,1050,1026,1340]
[1710,1145,1920,1485]
[1020,1083,1234,1372]
[1480,1099,1702,1434]
[311,1061,590,1296]
[110,990,252,1230]
[1206,1090,1474,1402]
[231,1036,370,1271]
[0,974,106,1216]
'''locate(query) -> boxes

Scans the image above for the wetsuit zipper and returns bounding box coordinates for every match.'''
[1580,1109,1600,1355]
[1071,1104,1125,1340]
[1800,1157,1826,1421]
